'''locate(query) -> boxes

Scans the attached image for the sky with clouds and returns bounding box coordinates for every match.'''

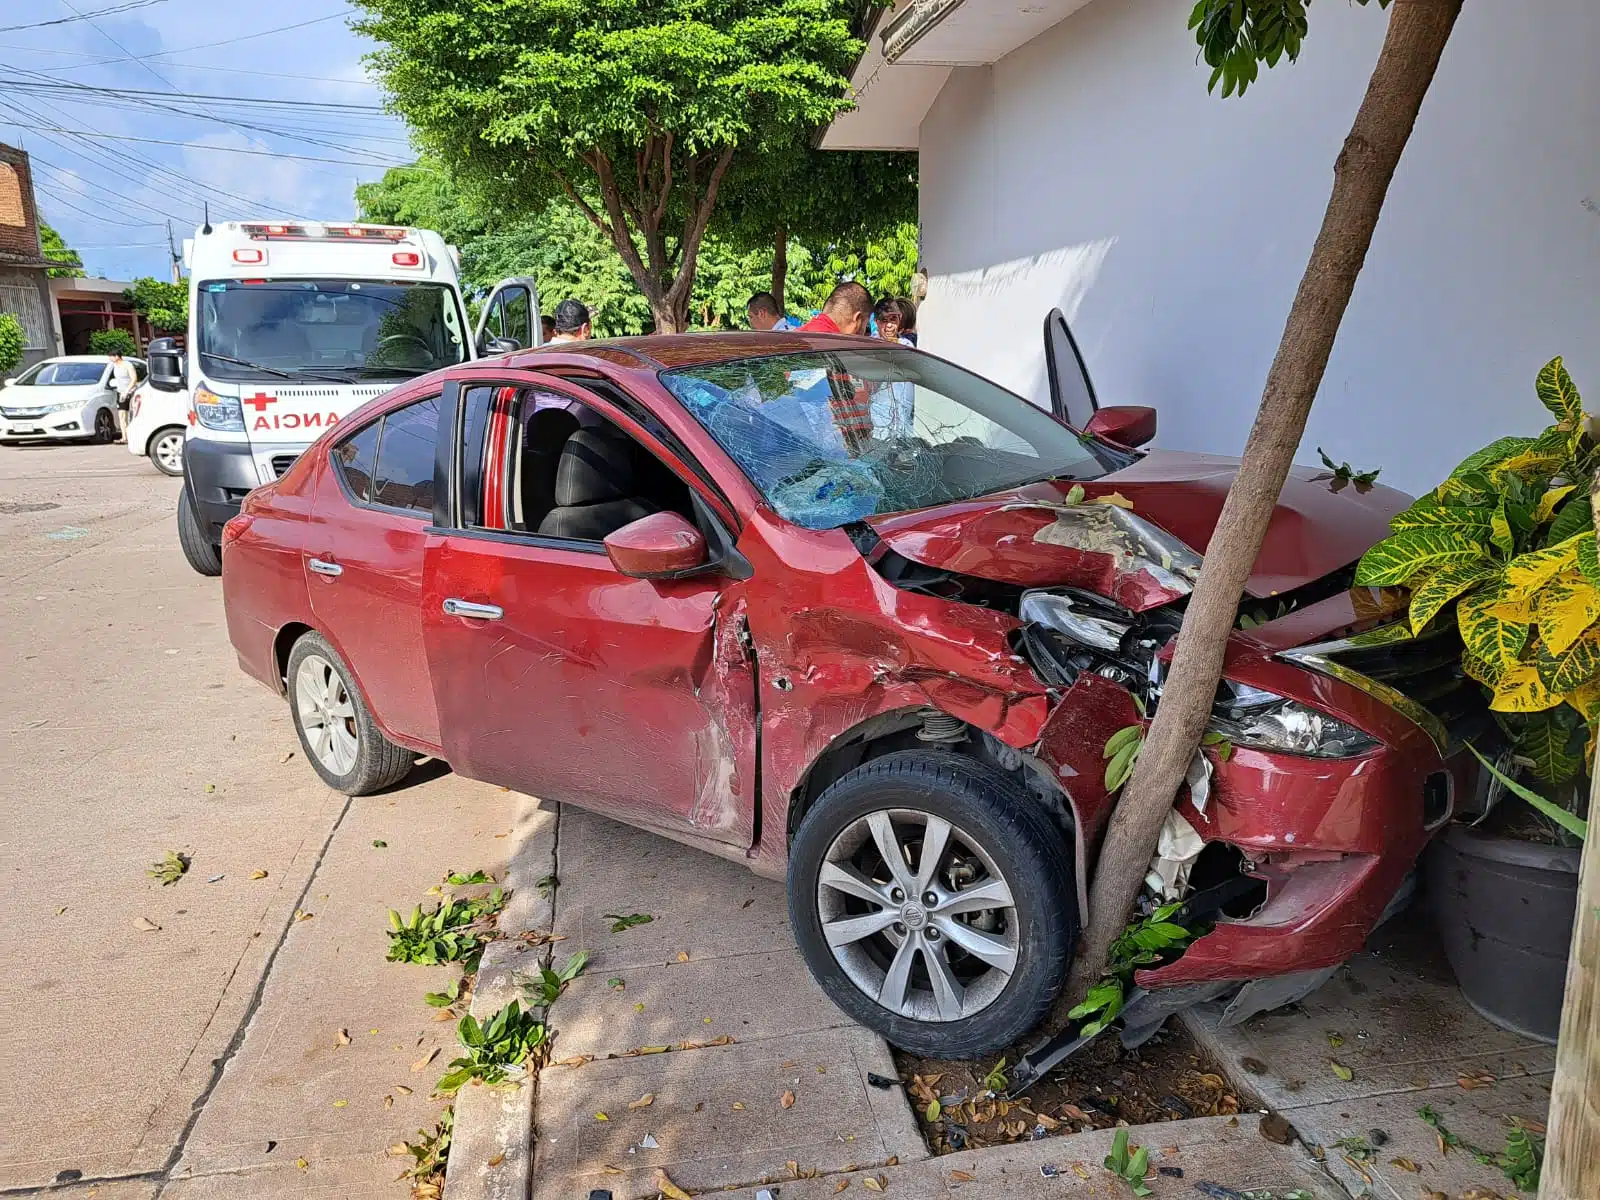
[0,1,411,281]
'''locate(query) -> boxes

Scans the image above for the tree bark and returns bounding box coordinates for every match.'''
[772,225,789,312]
[1541,488,1600,1199]
[1060,0,1464,1007]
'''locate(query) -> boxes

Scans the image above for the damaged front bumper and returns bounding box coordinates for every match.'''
[1030,583,1480,997]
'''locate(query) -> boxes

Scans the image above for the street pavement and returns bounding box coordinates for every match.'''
[0,441,517,1197]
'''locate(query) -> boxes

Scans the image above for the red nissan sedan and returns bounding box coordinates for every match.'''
[222,326,1479,1056]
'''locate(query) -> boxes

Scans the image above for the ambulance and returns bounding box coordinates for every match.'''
[144,220,542,575]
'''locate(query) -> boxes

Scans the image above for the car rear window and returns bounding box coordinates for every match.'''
[371,396,439,515]
[332,420,380,502]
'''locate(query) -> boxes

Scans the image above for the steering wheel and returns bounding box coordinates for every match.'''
[373,332,433,357]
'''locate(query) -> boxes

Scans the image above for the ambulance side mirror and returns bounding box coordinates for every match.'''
[147,337,185,393]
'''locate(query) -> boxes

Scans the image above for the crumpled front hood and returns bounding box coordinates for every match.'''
[866,450,1410,611]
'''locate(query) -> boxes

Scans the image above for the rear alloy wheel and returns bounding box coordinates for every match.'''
[148,427,185,476]
[176,487,221,576]
[789,750,1075,1057]
[94,407,117,443]
[286,632,413,796]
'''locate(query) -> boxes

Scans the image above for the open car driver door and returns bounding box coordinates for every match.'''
[1043,307,1098,428]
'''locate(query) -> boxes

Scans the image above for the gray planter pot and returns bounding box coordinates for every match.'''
[1424,822,1581,1043]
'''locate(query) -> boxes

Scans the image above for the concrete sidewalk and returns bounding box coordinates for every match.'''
[516,807,1341,1200]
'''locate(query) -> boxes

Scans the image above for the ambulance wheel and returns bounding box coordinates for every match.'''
[178,487,222,576]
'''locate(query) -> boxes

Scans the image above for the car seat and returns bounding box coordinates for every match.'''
[537,425,656,539]
[519,406,581,531]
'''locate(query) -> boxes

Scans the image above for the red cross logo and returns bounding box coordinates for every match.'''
[243,392,276,412]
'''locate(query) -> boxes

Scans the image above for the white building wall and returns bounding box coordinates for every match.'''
[916,0,1600,496]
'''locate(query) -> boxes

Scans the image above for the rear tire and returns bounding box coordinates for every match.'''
[788,749,1076,1058]
[177,487,222,576]
[148,427,185,476]
[286,631,414,796]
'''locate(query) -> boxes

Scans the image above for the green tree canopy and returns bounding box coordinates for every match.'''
[0,312,25,373]
[124,278,188,332]
[39,222,84,278]
[353,0,864,332]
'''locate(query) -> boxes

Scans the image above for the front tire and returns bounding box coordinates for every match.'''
[788,750,1076,1058]
[94,407,117,444]
[286,632,414,796]
[177,487,222,576]
[148,427,185,476]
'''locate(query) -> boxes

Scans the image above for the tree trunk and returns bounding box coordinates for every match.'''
[1060,0,1464,1007]
[772,225,789,312]
[1541,487,1600,1199]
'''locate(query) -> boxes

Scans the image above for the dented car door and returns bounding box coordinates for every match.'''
[419,373,758,847]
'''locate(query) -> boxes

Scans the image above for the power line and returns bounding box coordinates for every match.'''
[2,123,408,166]
[0,77,386,113]
[0,0,167,35]
[27,11,355,72]
[0,47,376,88]
[58,0,182,94]
[33,180,165,228]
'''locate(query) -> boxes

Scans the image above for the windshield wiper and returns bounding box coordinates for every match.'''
[200,352,355,385]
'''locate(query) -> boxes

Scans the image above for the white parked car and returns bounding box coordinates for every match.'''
[0,355,145,445]
[126,379,189,476]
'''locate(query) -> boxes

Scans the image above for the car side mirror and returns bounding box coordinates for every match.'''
[146,336,185,393]
[482,336,521,356]
[604,512,710,579]
[1084,405,1157,448]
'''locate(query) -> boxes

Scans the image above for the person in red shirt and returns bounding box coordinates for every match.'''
[800,282,874,448]
[800,281,872,336]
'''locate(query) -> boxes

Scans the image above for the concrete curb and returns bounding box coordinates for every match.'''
[443,797,559,1200]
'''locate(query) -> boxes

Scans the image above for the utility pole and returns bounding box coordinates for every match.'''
[1542,486,1600,1198]
[166,220,181,284]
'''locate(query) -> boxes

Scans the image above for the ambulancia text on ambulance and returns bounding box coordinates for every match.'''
[143,219,542,574]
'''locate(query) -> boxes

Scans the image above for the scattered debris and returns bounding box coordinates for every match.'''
[249,869,268,880]
[1329,1060,1354,1082]
[444,869,493,886]
[866,1072,897,1089]
[781,1090,797,1109]
[205,873,224,884]
[133,916,160,932]
[607,977,625,990]
[279,750,295,763]
[604,912,653,932]
[521,949,590,1007]
[1458,1070,1497,1090]
[1239,1057,1267,1075]
[424,979,461,1008]
[335,1028,351,1046]
[628,1093,655,1110]
[147,850,190,886]
[1259,1112,1295,1145]
[373,840,387,849]
[637,1133,659,1150]
[654,1168,692,1200]
[535,873,557,898]
[1103,1128,1152,1197]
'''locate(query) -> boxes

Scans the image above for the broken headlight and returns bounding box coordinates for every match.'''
[1019,591,1131,652]
[1210,682,1378,758]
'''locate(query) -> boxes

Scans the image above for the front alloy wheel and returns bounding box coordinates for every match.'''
[818,809,1020,1022]
[789,750,1075,1057]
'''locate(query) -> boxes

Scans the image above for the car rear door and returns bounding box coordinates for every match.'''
[304,392,444,753]
[420,372,758,847]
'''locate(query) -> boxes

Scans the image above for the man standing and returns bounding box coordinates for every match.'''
[549,300,592,343]
[799,282,872,337]
[745,292,797,331]
[108,350,137,444]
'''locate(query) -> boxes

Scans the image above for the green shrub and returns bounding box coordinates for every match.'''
[88,328,138,357]
[0,312,25,374]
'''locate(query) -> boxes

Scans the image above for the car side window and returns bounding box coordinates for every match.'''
[372,396,441,515]
[501,391,696,542]
[332,420,381,502]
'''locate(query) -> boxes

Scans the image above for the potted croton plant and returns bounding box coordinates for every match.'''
[1354,356,1593,1042]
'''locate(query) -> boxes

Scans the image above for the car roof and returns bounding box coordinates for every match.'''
[40,355,135,365]
[509,330,884,372]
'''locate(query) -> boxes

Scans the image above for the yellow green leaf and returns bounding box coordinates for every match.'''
[1445,436,1537,481]
[1458,587,1531,671]
[1536,571,1600,654]
[1535,485,1577,524]
[1388,498,1494,533]
[1499,709,1586,785]
[1355,528,1491,587]
[1504,535,1585,600]
[1490,503,1514,556]
[1462,649,1504,688]
[1535,355,1582,424]
[1486,448,1565,481]
[1579,532,1600,588]
[1406,560,1499,634]
[1490,663,1563,713]
[1534,629,1600,694]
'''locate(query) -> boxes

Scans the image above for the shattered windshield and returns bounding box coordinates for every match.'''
[660,348,1109,529]
[197,278,468,383]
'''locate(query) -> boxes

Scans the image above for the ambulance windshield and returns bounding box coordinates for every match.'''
[197,279,468,382]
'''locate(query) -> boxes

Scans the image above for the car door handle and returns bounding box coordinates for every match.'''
[443,598,503,621]
[308,557,343,578]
